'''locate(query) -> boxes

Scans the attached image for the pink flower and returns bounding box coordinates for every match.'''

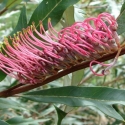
[0,13,120,84]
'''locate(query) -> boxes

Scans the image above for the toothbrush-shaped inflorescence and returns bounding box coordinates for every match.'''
[0,13,120,84]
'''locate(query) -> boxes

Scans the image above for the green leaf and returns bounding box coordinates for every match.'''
[94,103,123,121]
[54,106,67,125]
[0,98,25,110]
[63,75,71,86]
[22,86,125,121]
[22,86,125,104]
[117,9,125,35]
[6,116,49,125]
[63,6,75,27]
[120,2,125,14]
[71,69,84,86]
[0,120,9,125]
[10,6,27,36]
[65,69,84,112]
[28,0,79,30]
[117,2,125,35]
[0,70,6,81]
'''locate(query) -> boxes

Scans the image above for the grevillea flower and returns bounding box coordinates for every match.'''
[0,13,121,84]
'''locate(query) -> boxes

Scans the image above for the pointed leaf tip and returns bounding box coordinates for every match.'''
[54,105,67,125]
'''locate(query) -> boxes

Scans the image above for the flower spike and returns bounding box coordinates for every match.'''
[0,13,121,84]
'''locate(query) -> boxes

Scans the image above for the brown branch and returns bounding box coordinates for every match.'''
[0,0,18,16]
[0,8,7,16]
[7,83,24,91]
[0,46,125,97]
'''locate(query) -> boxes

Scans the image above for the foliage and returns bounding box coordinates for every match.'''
[0,0,125,124]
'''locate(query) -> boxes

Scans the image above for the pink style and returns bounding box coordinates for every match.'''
[0,13,121,84]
